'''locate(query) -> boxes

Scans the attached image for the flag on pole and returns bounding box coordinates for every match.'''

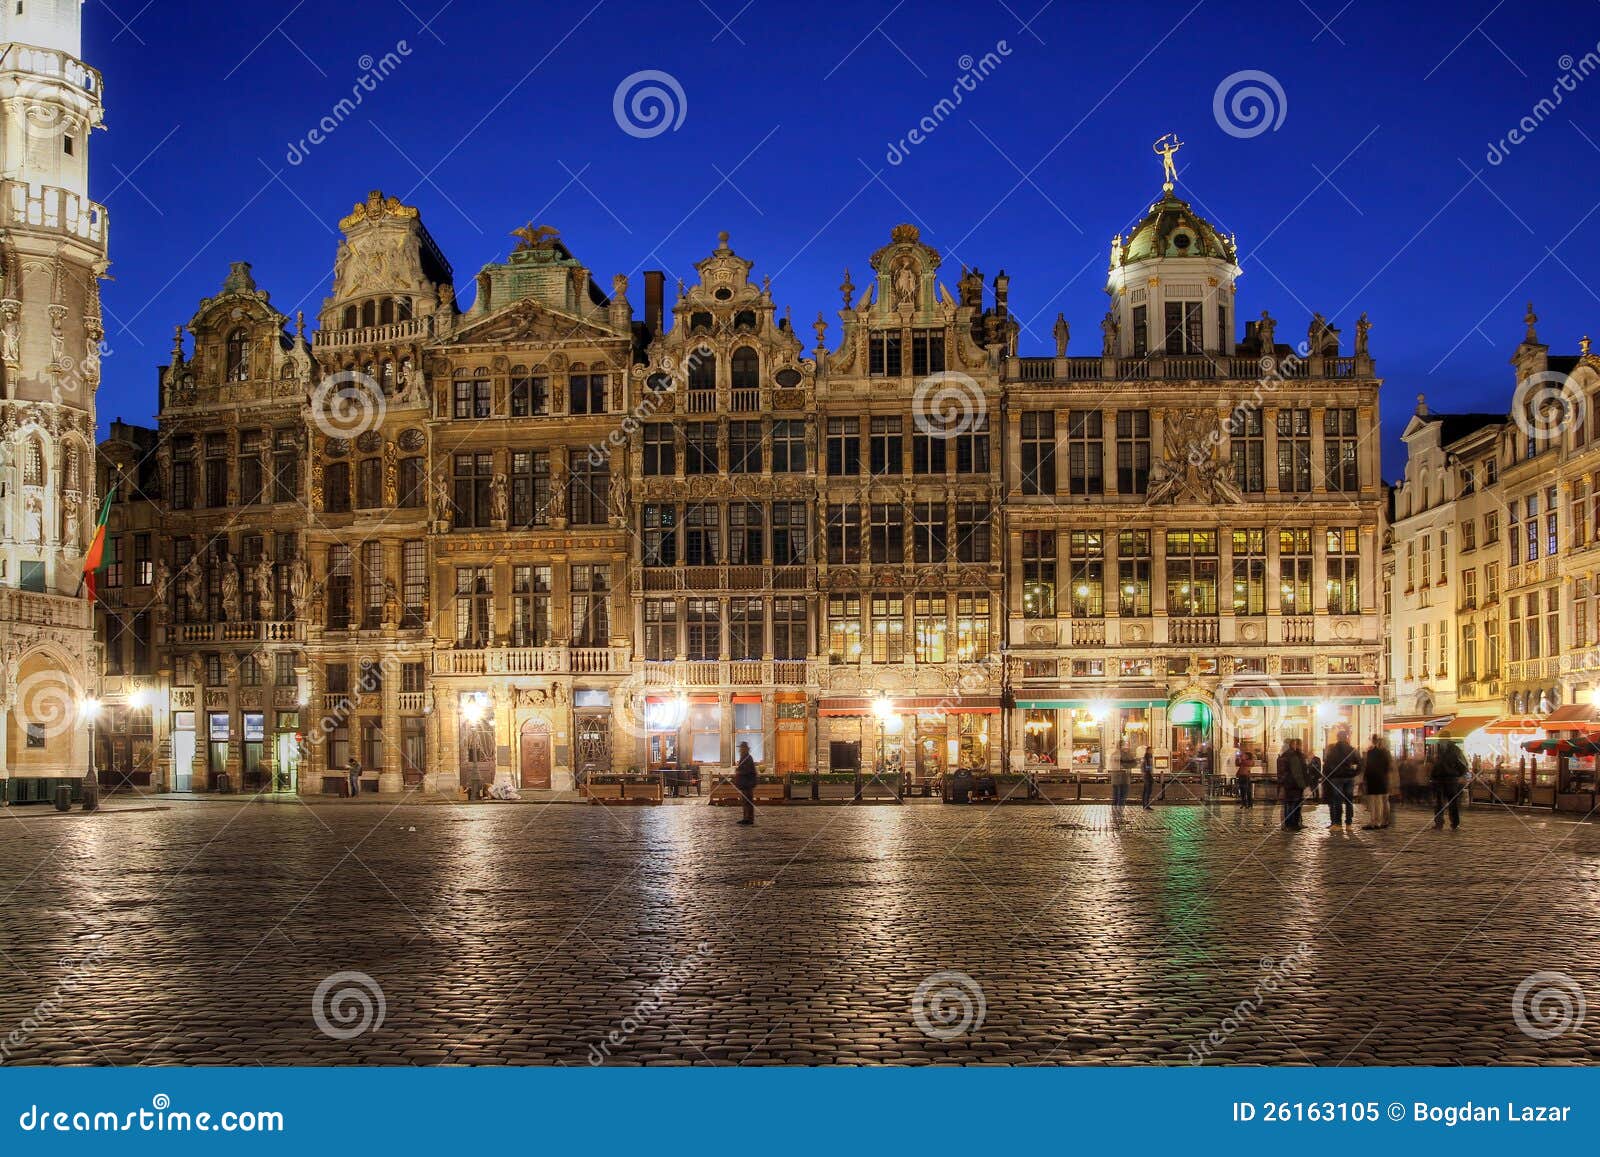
[79,486,115,602]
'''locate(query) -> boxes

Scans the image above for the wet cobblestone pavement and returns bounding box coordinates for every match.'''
[1,798,1597,1066]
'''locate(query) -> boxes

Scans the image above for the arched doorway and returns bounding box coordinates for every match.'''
[5,649,81,780]
[520,718,551,790]
[1168,697,1215,775]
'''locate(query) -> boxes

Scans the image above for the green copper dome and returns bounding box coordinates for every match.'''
[1116,191,1237,266]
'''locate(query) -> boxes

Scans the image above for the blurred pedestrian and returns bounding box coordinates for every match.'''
[1431,737,1467,830]
[1110,749,1131,812]
[1361,734,1392,829]
[733,741,758,826]
[1235,744,1255,809]
[346,755,361,799]
[1277,738,1308,830]
[1140,745,1155,810]
[1323,729,1359,830]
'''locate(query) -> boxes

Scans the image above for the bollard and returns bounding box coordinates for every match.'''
[81,775,99,813]
[54,784,72,812]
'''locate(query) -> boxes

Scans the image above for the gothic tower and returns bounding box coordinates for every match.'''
[0,0,108,795]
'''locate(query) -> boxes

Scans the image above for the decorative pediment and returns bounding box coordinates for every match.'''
[448,297,621,347]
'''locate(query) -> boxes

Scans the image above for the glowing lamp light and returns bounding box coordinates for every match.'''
[460,693,489,724]
[1088,700,1111,724]
[79,696,102,723]
[1315,700,1336,722]
[872,693,895,722]
[127,688,151,712]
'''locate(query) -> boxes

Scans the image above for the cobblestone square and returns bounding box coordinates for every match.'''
[0,799,1596,1066]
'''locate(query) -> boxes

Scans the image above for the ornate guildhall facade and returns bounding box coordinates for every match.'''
[83,162,1386,797]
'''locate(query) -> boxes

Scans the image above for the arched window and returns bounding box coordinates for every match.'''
[397,297,413,321]
[688,349,716,392]
[22,438,43,486]
[361,300,376,327]
[731,347,759,390]
[380,297,395,325]
[342,306,358,330]
[225,328,251,381]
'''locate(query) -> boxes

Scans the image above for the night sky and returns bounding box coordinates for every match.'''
[86,0,1600,474]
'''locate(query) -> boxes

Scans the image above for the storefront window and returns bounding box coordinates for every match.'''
[1066,709,1102,770]
[734,701,764,762]
[688,700,722,764]
[958,714,990,769]
[1118,708,1151,760]
[1023,710,1056,766]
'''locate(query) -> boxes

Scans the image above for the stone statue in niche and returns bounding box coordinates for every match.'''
[1,301,19,366]
[250,558,273,620]
[287,551,309,619]
[220,557,242,622]
[490,472,508,523]
[178,562,204,620]
[1101,311,1118,357]
[892,258,917,308]
[1054,314,1070,357]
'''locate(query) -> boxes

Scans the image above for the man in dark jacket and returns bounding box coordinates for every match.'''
[1323,730,1360,830]
[1361,735,1393,829]
[733,741,759,826]
[1277,739,1308,830]
[1430,738,1467,830]
[1140,746,1156,810]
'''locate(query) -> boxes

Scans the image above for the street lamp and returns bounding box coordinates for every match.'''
[80,696,102,808]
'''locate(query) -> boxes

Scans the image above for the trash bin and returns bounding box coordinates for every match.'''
[53,784,72,812]
[947,769,973,804]
[216,772,233,795]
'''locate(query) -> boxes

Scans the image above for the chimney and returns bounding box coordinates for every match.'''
[644,270,665,338]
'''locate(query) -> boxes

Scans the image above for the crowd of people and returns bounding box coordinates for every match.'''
[1269,730,1467,831]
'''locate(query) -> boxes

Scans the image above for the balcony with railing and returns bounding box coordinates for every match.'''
[170,621,306,645]
[312,315,434,349]
[0,586,92,630]
[686,387,718,413]
[1168,617,1219,645]
[1,180,107,247]
[1280,617,1316,644]
[639,564,811,593]
[432,644,626,676]
[1004,351,1371,383]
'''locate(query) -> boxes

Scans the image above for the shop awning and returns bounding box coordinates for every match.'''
[1432,714,1497,740]
[1383,714,1451,730]
[1485,716,1544,734]
[818,697,1002,716]
[1541,704,1600,729]
[1015,698,1167,710]
[1226,685,1380,707]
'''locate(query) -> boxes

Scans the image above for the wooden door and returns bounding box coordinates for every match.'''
[520,720,552,789]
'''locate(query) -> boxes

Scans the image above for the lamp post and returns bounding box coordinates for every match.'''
[80,695,102,811]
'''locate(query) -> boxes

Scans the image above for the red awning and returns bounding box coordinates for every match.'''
[1541,704,1600,729]
[1383,714,1450,729]
[1486,716,1544,734]
[818,697,1003,716]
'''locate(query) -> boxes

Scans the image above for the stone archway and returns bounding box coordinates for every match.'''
[5,647,85,779]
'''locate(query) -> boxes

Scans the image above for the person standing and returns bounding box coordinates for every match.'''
[1110,748,1131,813]
[1306,751,1323,803]
[1277,739,1307,830]
[1140,745,1156,810]
[1362,735,1393,829]
[1430,737,1467,830]
[1235,745,1255,808]
[733,741,759,826]
[346,755,361,799]
[1323,729,1360,830]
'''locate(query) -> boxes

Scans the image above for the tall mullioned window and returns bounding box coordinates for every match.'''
[1065,410,1103,495]
[1324,408,1360,491]
[1118,530,1151,617]
[1164,529,1218,616]
[1230,409,1264,493]
[1068,530,1103,617]
[1115,410,1150,495]
[1022,530,1056,619]
[1232,528,1265,615]
[1279,529,1313,614]
[1021,411,1056,495]
[1276,408,1311,493]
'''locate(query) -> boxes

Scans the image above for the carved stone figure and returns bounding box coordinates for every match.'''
[179,562,204,619]
[152,556,170,598]
[0,300,19,366]
[1101,311,1118,357]
[547,476,567,522]
[1355,312,1371,358]
[220,557,242,622]
[287,552,310,619]
[893,259,917,308]
[490,472,508,523]
[382,578,400,627]
[608,470,631,526]
[250,559,273,620]
[1257,310,1276,353]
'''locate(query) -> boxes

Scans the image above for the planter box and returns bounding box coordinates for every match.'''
[1033,779,1078,802]
[1555,791,1596,815]
[1530,786,1557,808]
[583,783,624,800]
[620,780,663,802]
[1469,779,1494,802]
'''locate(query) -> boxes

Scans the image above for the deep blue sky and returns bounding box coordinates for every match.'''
[88,0,1600,476]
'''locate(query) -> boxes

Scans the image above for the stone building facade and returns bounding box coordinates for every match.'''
[0,0,107,799]
[91,161,1391,796]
